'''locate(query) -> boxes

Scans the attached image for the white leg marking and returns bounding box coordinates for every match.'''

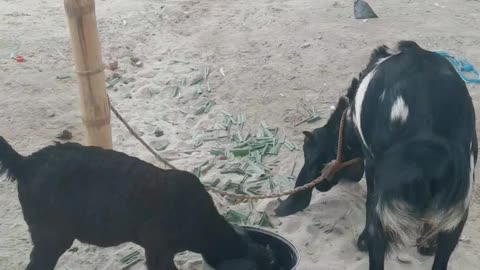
[390,96,409,123]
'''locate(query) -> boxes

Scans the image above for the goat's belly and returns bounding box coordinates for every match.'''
[74,210,140,247]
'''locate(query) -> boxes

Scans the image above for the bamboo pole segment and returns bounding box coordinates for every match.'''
[64,0,112,149]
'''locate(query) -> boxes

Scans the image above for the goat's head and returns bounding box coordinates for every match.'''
[275,84,365,217]
[298,96,364,193]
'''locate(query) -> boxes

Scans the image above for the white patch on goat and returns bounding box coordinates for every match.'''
[377,149,474,248]
[354,69,376,155]
[377,199,465,248]
[390,96,409,123]
[386,48,399,55]
[376,199,418,248]
[376,57,390,66]
[346,107,352,122]
[379,90,386,102]
[466,143,475,208]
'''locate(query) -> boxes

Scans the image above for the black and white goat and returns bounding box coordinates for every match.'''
[0,138,279,270]
[276,41,477,270]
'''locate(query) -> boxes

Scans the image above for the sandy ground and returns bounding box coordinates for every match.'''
[2,0,480,269]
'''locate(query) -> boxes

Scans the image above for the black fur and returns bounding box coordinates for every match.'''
[275,41,477,270]
[353,42,477,270]
[0,138,279,270]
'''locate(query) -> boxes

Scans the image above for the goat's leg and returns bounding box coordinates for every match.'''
[137,222,178,270]
[431,211,468,270]
[144,248,177,270]
[357,161,374,252]
[367,200,386,270]
[25,224,74,270]
[417,223,437,256]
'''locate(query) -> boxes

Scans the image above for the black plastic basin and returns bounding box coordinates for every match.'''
[203,226,300,270]
[243,226,300,270]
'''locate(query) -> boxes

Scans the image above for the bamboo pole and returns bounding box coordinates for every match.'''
[64,0,112,149]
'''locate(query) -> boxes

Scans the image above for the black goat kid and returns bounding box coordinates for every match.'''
[277,41,477,270]
[0,137,279,270]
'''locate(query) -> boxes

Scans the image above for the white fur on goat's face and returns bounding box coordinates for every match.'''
[390,96,409,123]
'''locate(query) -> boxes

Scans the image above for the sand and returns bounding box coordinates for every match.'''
[1,0,480,269]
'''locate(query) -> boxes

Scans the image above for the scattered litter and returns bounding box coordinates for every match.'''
[207,113,296,199]
[56,129,73,140]
[205,178,221,188]
[195,100,215,115]
[354,0,378,19]
[219,67,225,77]
[130,56,143,67]
[295,103,321,126]
[224,210,249,224]
[301,43,311,49]
[107,77,121,88]
[224,208,274,228]
[56,75,70,80]
[172,86,180,97]
[193,160,209,178]
[120,250,143,270]
[106,60,118,71]
[123,77,135,84]
[15,56,25,62]
[189,73,204,86]
[154,127,164,137]
[151,139,170,151]
[253,212,274,228]
[47,110,56,118]
[169,59,190,65]
[284,139,298,152]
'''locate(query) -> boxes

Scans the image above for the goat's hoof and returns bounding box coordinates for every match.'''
[274,194,311,217]
[356,231,369,252]
[417,244,436,256]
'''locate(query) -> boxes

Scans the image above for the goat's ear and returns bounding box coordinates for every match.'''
[302,131,314,143]
[347,78,359,100]
[326,96,349,128]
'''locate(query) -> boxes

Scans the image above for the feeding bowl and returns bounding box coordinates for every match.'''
[203,226,300,270]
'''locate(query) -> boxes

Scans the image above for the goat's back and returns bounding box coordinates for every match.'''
[16,142,216,247]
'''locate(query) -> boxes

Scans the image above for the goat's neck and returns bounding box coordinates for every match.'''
[201,220,249,266]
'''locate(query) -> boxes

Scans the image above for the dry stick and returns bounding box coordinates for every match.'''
[110,93,361,200]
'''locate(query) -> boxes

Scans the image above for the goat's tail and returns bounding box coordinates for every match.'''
[0,136,23,181]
